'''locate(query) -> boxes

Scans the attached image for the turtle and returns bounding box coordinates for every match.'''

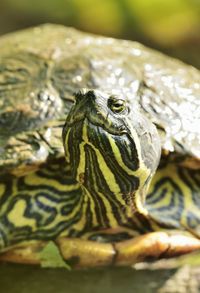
[0,24,199,269]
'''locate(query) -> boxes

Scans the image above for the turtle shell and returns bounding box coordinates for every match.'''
[0,24,199,175]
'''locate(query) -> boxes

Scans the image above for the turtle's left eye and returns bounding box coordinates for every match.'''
[108,96,127,114]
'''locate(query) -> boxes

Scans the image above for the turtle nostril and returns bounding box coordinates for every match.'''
[86,90,96,99]
[74,89,97,105]
[74,91,83,104]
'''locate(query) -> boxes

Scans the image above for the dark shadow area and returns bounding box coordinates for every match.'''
[0,263,176,293]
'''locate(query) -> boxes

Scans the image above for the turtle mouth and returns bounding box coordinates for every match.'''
[65,114,128,137]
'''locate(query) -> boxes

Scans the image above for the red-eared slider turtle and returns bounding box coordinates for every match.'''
[0,24,200,268]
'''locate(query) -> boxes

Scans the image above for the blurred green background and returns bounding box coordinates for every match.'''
[0,0,200,67]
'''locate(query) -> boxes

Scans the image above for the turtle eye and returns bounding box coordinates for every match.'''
[107,96,127,114]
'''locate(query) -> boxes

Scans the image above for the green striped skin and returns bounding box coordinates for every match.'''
[0,90,199,252]
[0,156,200,251]
[0,159,82,249]
[146,163,200,236]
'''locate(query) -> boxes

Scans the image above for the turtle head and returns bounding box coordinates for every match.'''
[63,89,161,215]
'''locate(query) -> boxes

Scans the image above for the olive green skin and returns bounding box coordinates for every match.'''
[0,25,200,268]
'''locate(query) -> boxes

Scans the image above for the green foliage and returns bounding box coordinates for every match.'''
[125,0,200,44]
[3,0,199,43]
[39,241,71,269]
